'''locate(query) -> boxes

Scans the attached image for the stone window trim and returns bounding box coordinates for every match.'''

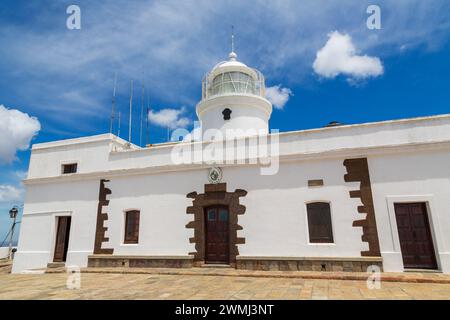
[93,179,114,255]
[343,158,381,257]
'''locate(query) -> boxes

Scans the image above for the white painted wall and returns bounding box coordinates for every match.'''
[12,114,450,273]
[197,95,272,135]
[13,159,367,272]
[369,149,450,273]
[24,115,450,181]
[0,247,10,259]
[12,180,99,273]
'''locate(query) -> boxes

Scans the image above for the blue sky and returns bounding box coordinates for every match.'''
[1,0,449,244]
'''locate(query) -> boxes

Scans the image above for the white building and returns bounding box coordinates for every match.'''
[12,51,450,274]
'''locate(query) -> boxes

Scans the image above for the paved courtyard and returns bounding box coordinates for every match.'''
[1,271,450,300]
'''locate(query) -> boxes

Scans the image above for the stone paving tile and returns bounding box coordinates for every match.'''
[1,272,450,300]
[76,267,450,284]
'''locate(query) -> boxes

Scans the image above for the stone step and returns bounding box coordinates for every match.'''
[200,264,232,268]
[47,262,65,269]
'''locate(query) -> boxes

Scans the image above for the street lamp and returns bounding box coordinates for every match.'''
[9,207,18,219]
[8,206,19,260]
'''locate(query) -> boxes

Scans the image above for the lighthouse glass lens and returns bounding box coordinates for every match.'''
[212,72,256,96]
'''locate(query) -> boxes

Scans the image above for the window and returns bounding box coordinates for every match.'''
[307,202,334,243]
[124,210,140,244]
[207,209,216,221]
[62,163,77,174]
[222,108,232,120]
[211,72,256,96]
[219,209,228,221]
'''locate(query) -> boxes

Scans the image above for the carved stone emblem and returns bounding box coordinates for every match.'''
[208,167,222,184]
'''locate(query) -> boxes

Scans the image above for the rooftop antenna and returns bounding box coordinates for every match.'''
[146,93,150,146]
[128,80,133,142]
[140,76,145,146]
[229,25,237,61]
[117,111,121,137]
[231,25,235,53]
[109,72,117,134]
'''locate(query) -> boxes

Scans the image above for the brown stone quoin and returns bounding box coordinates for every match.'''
[186,183,247,265]
[93,179,114,254]
[343,158,381,257]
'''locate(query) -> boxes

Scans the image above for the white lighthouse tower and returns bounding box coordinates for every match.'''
[196,47,272,138]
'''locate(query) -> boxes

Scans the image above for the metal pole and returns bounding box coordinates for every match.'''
[146,106,149,146]
[146,92,150,146]
[140,80,144,146]
[129,80,133,142]
[8,213,17,260]
[110,72,117,133]
[118,111,121,137]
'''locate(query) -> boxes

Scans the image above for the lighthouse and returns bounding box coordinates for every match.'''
[196,50,273,138]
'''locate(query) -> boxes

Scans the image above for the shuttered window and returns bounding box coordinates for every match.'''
[124,210,140,244]
[307,202,334,243]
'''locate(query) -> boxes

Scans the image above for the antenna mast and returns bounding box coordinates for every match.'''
[109,72,117,133]
[231,25,235,53]
[128,80,133,142]
[140,78,145,146]
[146,93,150,146]
[118,111,121,137]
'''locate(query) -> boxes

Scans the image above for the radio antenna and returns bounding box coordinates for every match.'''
[231,25,235,53]
[146,93,150,146]
[117,111,121,137]
[109,72,117,133]
[128,80,133,142]
[140,77,145,146]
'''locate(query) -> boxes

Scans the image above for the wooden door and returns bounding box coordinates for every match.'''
[394,203,437,269]
[205,206,229,264]
[53,216,71,262]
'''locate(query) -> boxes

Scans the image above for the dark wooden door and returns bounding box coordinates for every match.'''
[394,203,437,269]
[53,216,71,262]
[205,206,229,264]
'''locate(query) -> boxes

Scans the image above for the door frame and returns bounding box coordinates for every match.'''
[386,195,441,270]
[204,205,230,264]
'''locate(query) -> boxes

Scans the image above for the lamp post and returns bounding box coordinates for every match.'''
[8,206,18,260]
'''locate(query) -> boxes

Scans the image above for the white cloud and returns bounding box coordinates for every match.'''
[0,1,447,131]
[148,107,191,129]
[265,85,293,109]
[0,185,23,203]
[0,105,41,163]
[313,31,384,80]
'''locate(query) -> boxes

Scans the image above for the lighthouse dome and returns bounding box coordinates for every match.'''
[196,51,272,138]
